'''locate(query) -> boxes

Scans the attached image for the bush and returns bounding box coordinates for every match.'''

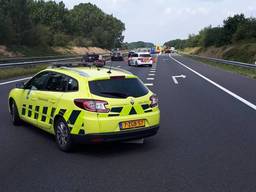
[53,33,70,46]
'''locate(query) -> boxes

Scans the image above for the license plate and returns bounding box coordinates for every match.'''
[120,119,145,130]
[143,59,149,62]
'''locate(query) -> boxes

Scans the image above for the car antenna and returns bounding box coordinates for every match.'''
[107,59,112,74]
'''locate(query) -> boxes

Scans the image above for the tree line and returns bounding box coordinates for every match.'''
[0,0,125,49]
[164,14,256,49]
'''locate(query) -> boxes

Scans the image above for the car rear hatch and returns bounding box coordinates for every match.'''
[138,54,152,63]
[88,76,159,133]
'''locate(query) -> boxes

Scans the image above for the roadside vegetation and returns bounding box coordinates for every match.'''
[186,55,256,80]
[0,64,49,80]
[0,0,125,55]
[165,14,256,63]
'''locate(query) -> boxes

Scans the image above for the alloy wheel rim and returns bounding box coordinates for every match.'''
[56,122,69,146]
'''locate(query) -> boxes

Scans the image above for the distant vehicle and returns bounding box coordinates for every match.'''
[82,53,99,63]
[82,53,105,67]
[128,51,135,65]
[129,52,153,67]
[111,51,124,61]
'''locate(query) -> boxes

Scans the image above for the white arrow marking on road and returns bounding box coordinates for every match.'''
[172,75,186,84]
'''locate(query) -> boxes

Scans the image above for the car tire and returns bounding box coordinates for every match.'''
[55,118,73,152]
[10,100,22,126]
[135,61,138,67]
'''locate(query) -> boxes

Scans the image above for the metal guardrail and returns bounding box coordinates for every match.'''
[182,53,256,69]
[0,53,111,69]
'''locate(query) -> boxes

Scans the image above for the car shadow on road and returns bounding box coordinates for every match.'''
[19,122,158,157]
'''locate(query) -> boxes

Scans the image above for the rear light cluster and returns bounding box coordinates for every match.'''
[74,99,109,113]
[150,95,158,108]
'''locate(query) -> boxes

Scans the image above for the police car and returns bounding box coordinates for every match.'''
[9,65,160,151]
[128,52,153,67]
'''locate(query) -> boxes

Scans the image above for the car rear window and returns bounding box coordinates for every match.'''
[139,54,151,57]
[89,78,149,98]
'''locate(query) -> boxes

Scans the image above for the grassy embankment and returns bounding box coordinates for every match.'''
[182,43,256,79]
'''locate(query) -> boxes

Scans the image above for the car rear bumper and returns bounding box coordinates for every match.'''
[71,125,159,143]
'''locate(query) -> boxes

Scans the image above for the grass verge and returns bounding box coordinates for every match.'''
[0,64,49,80]
[186,55,256,80]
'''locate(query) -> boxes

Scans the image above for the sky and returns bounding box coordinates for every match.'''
[56,0,256,44]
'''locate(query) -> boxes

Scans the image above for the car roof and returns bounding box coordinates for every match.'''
[44,66,135,81]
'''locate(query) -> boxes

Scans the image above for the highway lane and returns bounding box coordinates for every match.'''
[0,56,256,192]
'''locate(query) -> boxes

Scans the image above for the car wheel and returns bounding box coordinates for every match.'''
[135,61,138,67]
[128,61,131,66]
[10,100,22,125]
[55,118,73,152]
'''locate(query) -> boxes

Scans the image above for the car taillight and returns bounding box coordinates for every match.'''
[74,99,109,113]
[150,95,158,108]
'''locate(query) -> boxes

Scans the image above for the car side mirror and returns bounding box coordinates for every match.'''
[16,82,25,89]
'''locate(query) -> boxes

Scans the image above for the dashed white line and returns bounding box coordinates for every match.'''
[148,74,155,76]
[170,56,256,111]
[147,78,155,80]
[0,77,31,86]
[145,83,154,87]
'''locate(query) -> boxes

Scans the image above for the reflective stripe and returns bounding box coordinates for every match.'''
[68,110,81,125]
[28,105,32,117]
[22,104,26,115]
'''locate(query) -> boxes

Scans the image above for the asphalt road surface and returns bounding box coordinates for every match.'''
[0,54,256,192]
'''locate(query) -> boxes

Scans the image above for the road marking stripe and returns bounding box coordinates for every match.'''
[147,78,155,80]
[145,83,154,87]
[170,56,256,111]
[0,77,31,86]
[148,74,155,76]
[117,66,121,68]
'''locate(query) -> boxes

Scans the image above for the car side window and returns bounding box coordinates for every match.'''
[66,77,79,92]
[45,73,66,92]
[24,72,50,90]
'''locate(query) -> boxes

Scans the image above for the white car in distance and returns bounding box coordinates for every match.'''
[129,52,153,67]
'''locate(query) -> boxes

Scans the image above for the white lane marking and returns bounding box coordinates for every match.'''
[172,75,186,84]
[147,78,155,80]
[0,77,31,86]
[145,83,154,87]
[117,66,121,68]
[170,56,256,111]
[150,70,156,72]
[149,74,155,76]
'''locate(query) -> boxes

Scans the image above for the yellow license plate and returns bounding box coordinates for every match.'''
[120,119,145,130]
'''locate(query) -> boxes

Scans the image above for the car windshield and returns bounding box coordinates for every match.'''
[89,78,148,98]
